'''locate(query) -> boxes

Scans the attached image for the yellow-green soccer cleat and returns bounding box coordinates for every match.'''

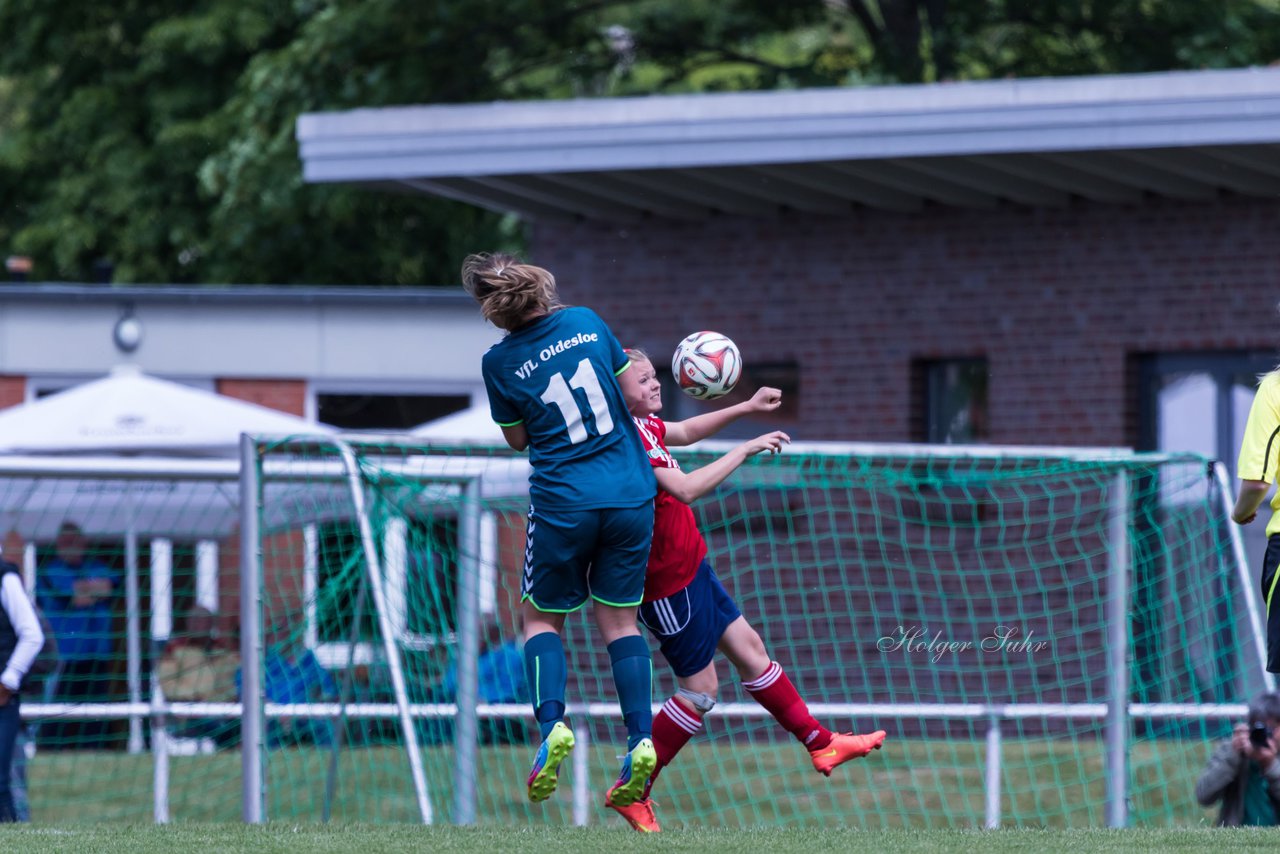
[605,738,657,808]
[526,721,576,802]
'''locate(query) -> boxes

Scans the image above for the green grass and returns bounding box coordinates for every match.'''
[6,827,1280,854]
[22,736,1223,828]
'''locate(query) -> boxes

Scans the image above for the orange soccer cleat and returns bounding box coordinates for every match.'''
[809,730,887,777]
[605,790,661,833]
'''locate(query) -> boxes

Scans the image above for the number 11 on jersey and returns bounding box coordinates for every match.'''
[539,358,615,444]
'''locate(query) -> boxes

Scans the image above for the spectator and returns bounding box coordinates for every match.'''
[430,623,530,744]
[10,599,56,822]
[0,558,44,821]
[250,619,337,747]
[157,606,239,749]
[36,522,119,750]
[1196,691,1280,825]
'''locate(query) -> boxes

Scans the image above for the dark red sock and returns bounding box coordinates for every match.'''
[646,697,704,797]
[743,661,833,750]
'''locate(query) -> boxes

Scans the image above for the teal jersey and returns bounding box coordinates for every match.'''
[482,307,656,510]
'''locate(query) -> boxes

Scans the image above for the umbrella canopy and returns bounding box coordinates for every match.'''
[0,364,333,457]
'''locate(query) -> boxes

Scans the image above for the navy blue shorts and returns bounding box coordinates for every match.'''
[521,501,654,613]
[637,559,742,678]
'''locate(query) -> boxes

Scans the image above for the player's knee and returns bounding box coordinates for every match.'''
[731,629,770,676]
[681,663,720,698]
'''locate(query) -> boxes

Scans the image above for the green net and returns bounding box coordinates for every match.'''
[244,440,1265,828]
[0,461,246,822]
[0,442,1265,826]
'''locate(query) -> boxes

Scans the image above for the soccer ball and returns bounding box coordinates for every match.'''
[672,331,742,400]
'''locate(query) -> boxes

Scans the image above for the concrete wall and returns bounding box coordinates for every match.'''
[0,291,499,387]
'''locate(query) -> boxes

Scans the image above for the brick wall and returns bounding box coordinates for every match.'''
[214,378,309,630]
[533,195,1280,447]
[215,378,307,417]
[0,375,25,411]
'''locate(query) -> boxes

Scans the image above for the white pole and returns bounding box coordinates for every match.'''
[150,537,172,823]
[152,539,172,641]
[984,714,1001,829]
[453,480,481,825]
[384,517,408,643]
[21,543,35,595]
[239,434,265,824]
[1105,471,1130,829]
[152,690,170,824]
[303,525,319,651]
[125,525,143,754]
[333,439,433,824]
[1213,462,1277,691]
[572,720,590,826]
[479,513,497,617]
[196,540,219,614]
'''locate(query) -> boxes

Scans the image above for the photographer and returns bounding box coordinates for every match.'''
[1196,691,1280,826]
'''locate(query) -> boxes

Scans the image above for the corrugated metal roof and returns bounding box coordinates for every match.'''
[297,67,1280,220]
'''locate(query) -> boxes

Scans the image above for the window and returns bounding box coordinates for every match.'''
[913,358,989,444]
[29,375,214,401]
[1136,351,1276,569]
[1136,351,1276,481]
[317,393,470,431]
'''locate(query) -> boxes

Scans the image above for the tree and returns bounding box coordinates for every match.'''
[2,1,1280,285]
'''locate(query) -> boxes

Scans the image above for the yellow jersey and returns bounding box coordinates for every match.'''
[1237,370,1280,536]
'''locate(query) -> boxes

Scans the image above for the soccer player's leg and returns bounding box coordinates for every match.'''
[591,502,659,810]
[520,505,593,802]
[604,566,724,828]
[716,587,885,775]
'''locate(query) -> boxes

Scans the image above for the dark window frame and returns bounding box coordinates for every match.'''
[912,357,989,445]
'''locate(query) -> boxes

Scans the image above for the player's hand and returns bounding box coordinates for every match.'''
[743,431,790,456]
[1233,723,1251,756]
[0,685,11,706]
[747,387,782,413]
[1233,509,1257,525]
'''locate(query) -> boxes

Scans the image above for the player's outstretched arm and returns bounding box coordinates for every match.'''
[654,431,789,504]
[665,387,782,447]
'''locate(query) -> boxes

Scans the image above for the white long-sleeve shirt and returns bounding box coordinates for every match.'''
[0,572,44,692]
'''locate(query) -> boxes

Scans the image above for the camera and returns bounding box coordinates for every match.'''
[1250,722,1272,748]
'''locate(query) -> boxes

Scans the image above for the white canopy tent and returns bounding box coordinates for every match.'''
[0,364,332,457]
[0,366,336,755]
[410,403,505,445]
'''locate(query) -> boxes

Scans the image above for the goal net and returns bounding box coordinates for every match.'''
[241,438,1266,828]
[0,440,1261,827]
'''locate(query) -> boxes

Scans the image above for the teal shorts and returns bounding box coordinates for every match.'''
[520,501,654,612]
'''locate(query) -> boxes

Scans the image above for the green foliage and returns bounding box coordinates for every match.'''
[1,1,1280,284]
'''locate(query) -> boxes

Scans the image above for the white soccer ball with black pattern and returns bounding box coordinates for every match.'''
[672,331,742,400]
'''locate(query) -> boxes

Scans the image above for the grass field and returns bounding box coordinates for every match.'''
[20,735,1222,828]
[6,826,1280,854]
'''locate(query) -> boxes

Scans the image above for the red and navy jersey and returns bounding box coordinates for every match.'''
[633,414,707,602]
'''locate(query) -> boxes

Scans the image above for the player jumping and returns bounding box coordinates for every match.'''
[606,348,886,832]
[463,254,658,807]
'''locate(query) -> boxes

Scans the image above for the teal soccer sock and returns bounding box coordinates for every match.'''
[524,631,567,741]
[607,635,653,750]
